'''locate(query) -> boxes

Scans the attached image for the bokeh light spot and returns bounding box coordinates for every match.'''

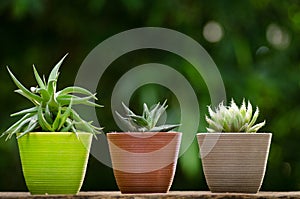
[266,23,290,49]
[256,46,270,56]
[203,21,224,43]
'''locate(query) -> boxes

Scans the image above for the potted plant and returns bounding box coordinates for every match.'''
[1,54,102,195]
[197,99,272,193]
[107,100,181,193]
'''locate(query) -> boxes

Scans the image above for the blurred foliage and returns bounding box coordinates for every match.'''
[0,0,300,191]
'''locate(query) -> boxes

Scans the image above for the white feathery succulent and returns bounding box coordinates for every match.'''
[206,99,266,133]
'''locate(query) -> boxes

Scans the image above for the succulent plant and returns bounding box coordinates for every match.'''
[206,99,265,133]
[2,54,102,140]
[116,100,180,132]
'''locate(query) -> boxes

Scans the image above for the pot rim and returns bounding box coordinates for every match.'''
[17,132,92,136]
[197,132,272,135]
[107,131,181,135]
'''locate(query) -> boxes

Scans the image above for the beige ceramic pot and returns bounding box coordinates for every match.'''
[107,132,182,193]
[197,133,272,193]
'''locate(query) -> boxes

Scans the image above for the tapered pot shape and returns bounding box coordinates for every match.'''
[107,132,182,193]
[197,133,272,193]
[17,132,92,195]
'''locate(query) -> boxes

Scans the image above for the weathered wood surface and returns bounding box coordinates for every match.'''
[1,191,300,199]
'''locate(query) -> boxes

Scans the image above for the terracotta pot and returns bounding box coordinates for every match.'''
[107,132,182,193]
[197,133,272,193]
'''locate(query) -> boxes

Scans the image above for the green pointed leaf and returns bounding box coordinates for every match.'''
[208,106,216,118]
[115,111,137,132]
[71,109,101,135]
[52,107,61,130]
[57,86,97,99]
[206,127,216,133]
[44,104,53,124]
[56,94,102,107]
[149,101,167,127]
[248,107,259,127]
[47,88,59,108]
[43,75,47,85]
[240,99,247,119]
[151,124,180,132]
[142,103,150,119]
[47,80,57,96]
[206,116,223,132]
[121,102,135,115]
[11,107,38,117]
[7,67,42,104]
[38,105,53,131]
[5,117,33,140]
[129,114,149,127]
[17,116,38,139]
[3,113,34,136]
[16,121,38,139]
[245,101,253,123]
[48,54,68,84]
[14,89,40,106]
[230,98,239,112]
[248,121,266,132]
[58,105,72,130]
[116,100,179,132]
[61,120,74,132]
[36,88,50,101]
[33,65,46,89]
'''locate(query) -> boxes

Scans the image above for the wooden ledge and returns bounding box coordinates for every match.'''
[1,191,300,199]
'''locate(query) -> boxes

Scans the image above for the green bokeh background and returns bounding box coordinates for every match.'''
[0,0,300,191]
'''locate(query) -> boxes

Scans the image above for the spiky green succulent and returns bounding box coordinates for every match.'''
[2,54,102,140]
[116,100,180,132]
[206,99,266,133]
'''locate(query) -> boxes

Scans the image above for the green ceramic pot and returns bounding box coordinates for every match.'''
[17,132,92,195]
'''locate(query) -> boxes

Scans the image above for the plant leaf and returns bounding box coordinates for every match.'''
[7,67,42,104]
[121,102,135,115]
[57,86,97,99]
[248,107,259,127]
[44,104,54,123]
[11,107,38,117]
[48,54,68,84]
[2,113,35,137]
[52,107,61,130]
[36,88,50,101]
[142,103,150,119]
[58,104,72,130]
[5,116,34,140]
[248,120,266,132]
[71,109,101,136]
[33,65,46,89]
[60,119,74,132]
[38,105,53,131]
[56,94,102,107]
[115,111,137,132]
[206,115,223,132]
[245,101,253,124]
[151,124,180,132]
[129,114,149,127]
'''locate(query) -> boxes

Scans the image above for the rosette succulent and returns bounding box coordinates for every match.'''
[2,54,102,140]
[206,99,265,133]
[116,100,180,132]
